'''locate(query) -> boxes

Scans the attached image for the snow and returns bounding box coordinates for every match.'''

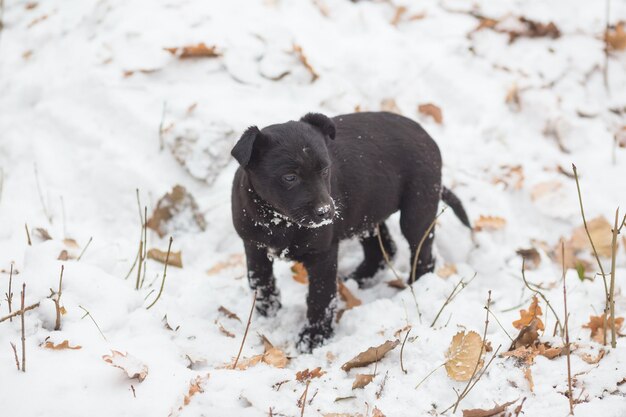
[1,0,626,416]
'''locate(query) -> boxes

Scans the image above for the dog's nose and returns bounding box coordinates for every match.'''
[315,204,332,219]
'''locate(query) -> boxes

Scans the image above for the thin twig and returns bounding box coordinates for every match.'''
[563,243,574,415]
[0,302,40,323]
[5,263,13,321]
[400,327,411,374]
[485,305,514,341]
[20,283,26,372]
[77,237,93,261]
[10,342,19,370]
[572,164,610,345]
[233,290,258,369]
[79,305,107,341]
[54,265,64,331]
[609,208,619,348]
[300,380,311,417]
[521,259,564,337]
[430,273,476,327]
[411,207,447,284]
[146,237,173,310]
[25,223,32,246]
[415,363,445,390]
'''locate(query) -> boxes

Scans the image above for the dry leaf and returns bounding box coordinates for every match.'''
[43,340,81,350]
[216,321,235,338]
[606,21,626,51]
[352,373,375,389]
[63,238,79,248]
[418,103,443,124]
[296,367,325,382]
[34,227,52,241]
[183,375,208,405]
[505,83,521,111]
[147,185,206,238]
[338,282,362,309]
[569,216,613,257]
[207,254,244,275]
[164,43,221,59]
[341,340,400,372]
[291,44,319,82]
[380,98,402,115]
[445,331,484,381]
[372,407,386,417]
[472,15,560,43]
[386,278,407,289]
[123,68,160,78]
[512,296,544,331]
[616,126,626,148]
[231,336,289,370]
[102,350,149,382]
[57,250,71,261]
[473,215,506,232]
[492,165,524,190]
[530,180,562,201]
[264,347,289,368]
[231,354,264,370]
[292,262,309,284]
[509,318,540,350]
[524,367,534,392]
[148,248,183,268]
[436,264,457,278]
[516,248,541,270]
[218,306,241,322]
[462,400,517,417]
[580,349,606,364]
[583,314,624,344]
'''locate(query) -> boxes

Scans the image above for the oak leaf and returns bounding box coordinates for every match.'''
[473,215,506,232]
[445,331,484,381]
[43,340,81,350]
[583,314,624,343]
[102,350,149,382]
[512,296,544,331]
[352,373,375,389]
[341,340,400,372]
[296,367,325,382]
[569,216,614,257]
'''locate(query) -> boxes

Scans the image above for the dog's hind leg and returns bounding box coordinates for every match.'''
[347,222,396,287]
[400,187,439,283]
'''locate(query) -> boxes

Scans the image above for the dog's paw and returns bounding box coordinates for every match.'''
[254,288,282,317]
[296,324,333,353]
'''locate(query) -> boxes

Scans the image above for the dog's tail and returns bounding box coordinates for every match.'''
[441,186,471,229]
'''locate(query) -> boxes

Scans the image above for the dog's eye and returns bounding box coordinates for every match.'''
[282,174,298,183]
[321,167,330,177]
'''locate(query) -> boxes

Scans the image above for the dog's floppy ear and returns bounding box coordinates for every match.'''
[300,113,336,140]
[231,126,264,167]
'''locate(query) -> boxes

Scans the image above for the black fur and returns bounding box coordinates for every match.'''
[231,111,470,352]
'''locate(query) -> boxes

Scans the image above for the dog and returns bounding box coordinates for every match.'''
[230,111,471,352]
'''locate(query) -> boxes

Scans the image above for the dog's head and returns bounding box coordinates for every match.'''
[232,113,336,227]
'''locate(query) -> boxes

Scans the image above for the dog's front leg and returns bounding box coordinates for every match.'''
[244,242,281,316]
[297,244,338,353]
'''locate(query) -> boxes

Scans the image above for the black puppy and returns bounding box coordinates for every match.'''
[231,112,470,352]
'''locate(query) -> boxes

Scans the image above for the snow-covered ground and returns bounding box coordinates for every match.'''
[1,0,625,416]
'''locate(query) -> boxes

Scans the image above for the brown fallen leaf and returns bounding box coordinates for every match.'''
[462,400,517,417]
[472,15,560,43]
[580,349,606,364]
[43,340,81,350]
[57,250,72,261]
[473,215,506,232]
[296,367,325,382]
[292,262,309,284]
[512,296,544,331]
[372,407,386,417]
[524,367,534,392]
[509,318,540,351]
[338,282,362,309]
[34,227,52,241]
[123,68,160,78]
[63,238,79,248]
[445,331,484,381]
[352,373,375,389]
[164,43,221,59]
[569,216,614,258]
[436,263,457,278]
[616,126,626,149]
[218,306,241,322]
[386,278,407,289]
[530,180,562,201]
[230,336,289,370]
[417,103,443,124]
[216,321,235,338]
[505,83,521,111]
[147,185,206,238]
[341,340,400,372]
[492,165,524,190]
[606,21,626,51]
[102,350,149,382]
[380,98,402,115]
[583,314,624,344]
[171,373,210,415]
[148,248,183,268]
[207,254,244,275]
[291,43,319,82]
[516,248,541,270]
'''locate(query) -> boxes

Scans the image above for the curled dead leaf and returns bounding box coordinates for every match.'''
[296,367,325,382]
[386,278,407,289]
[341,340,400,372]
[338,282,362,309]
[474,215,506,232]
[509,317,540,350]
[569,216,614,258]
[147,185,206,238]
[164,43,221,59]
[417,103,443,125]
[43,340,81,350]
[292,262,309,284]
[516,248,541,270]
[583,314,624,344]
[147,248,183,268]
[462,400,517,417]
[512,296,544,331]
[218,306,241,322]
[291,44,319,82]
[216,321,235,338]
[102,350,149,382]
[579,349,606,364]
[352,373,375,389]
[445,331,484,381]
